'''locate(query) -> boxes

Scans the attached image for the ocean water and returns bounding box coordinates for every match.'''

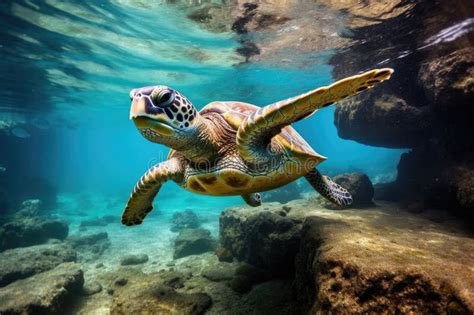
[1,1,473,314]
[0,0,402,211]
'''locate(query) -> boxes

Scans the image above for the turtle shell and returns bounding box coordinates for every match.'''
[199,101,325,162]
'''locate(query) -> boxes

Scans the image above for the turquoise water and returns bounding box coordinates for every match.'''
[2,1,474,314]
[0,1,403,216]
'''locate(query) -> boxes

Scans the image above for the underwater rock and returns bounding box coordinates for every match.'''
[293,205,474,313]
[82,281,102,296]
[185,1,350,64]
[316,0,411,28]
[171,209,201,232]
[334,94,431,148]
[228,263,272,293]
[418,47,474,109]
[119,254,149,266]
[328,0,474,222]
[15,199,42,218]
[187,4,232,33]
[114,277,128,286]
[174,228,217,259]
[235,263,271,283]
[380,150,474,221]
[218,205,302,276]
[228,275,254,294]
[373,181,401,202]
[0,243,76,287]
[333,172,375,208]
[202,264,236,282]
[238,279,299,314]
[66,232,110,262]
[215,244,234,262]
[0,262,84,314]
[0,216,69,251]
[110,269,212,315]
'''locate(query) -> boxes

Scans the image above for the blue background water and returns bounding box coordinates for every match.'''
[0,1,404,215]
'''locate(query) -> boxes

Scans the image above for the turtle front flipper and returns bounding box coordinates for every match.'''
[236,68,393,163]
[305,169,353,206]
[122,158,183,226]
[242,193,262,207]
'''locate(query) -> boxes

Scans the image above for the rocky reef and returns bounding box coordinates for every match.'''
[174,228,217,259]
[0,202,69,251]
[0,262,84,314]
[328,1,474,222]
[218,199,474,313]
[0,197,471,314]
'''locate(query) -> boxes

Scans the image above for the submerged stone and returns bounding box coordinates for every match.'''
[293,203,474,313]
[120,253,149,266]
[0,243,77,287]
[218,205,302,276]
[66,232,110,262]
[82,281,102,296]
[0,217,69,251]
[110,270,212,315]
[173,228,217,259]
[0,262,84,314]
[218,199,474,312]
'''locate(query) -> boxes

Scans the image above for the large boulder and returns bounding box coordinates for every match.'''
[0,262,84,314]
[14,199,42,218]
[120,254,149,266]
[217,199,474,313]
[0,243,77,287]
[327,0,474,222]
[174,228,217,259]
[294,205,474,313]
[217,204,302,275]
[418,47,474,109]
[66,232,110,262]
[109,269,212,315]
[334,94,431,148]
[0,216,69,251]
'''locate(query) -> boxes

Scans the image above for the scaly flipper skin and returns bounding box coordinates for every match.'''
[305,169,353,206]
[122,158,183,226]
[236,68,394,163]
[242,193,262,207]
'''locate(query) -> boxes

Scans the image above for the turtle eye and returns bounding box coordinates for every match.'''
[153,90,175,108]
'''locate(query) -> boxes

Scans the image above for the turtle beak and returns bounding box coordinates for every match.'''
[129,96,146,120]
[129,97,175,136]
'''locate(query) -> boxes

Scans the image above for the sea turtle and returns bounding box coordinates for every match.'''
[122,68,393,226]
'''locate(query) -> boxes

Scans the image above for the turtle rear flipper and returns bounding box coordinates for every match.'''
[236,68,393,163]
[305,169,353,206]
[122,158,183,226]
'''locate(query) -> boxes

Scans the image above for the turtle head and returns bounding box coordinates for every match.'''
[129,86,199,148]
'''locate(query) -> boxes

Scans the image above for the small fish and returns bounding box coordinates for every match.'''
[11,127,31,138]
